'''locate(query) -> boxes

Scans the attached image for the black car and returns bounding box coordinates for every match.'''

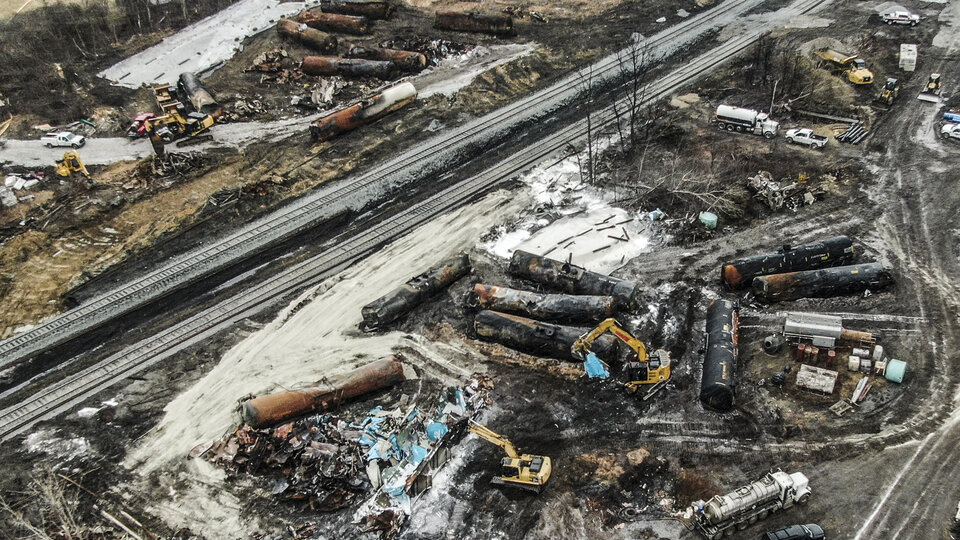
[761,524,825,540]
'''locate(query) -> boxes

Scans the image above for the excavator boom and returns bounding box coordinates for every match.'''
[468,422,519,458]
[572,318,672,395]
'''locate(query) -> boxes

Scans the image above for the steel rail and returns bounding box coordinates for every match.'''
[0,0,832,442]
[0,0,765,370]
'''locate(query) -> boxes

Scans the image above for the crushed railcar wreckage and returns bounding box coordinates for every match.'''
[302,56,399,79]
[203,372,493,531]
[345,45,427,72]
[720,236,857,289]
[177,72,222,118]
[240,356,408,428]
[311,81,417,141]
[297,10,372,35]
[473,309,618,362]
[508,250,641,308]
[361,252,469,331]
[320,0,393,20]
[276,18,338,52]
[434,11,516,37]
[465,283,623,323]
[701,299,738,413]
[752,262,893,302]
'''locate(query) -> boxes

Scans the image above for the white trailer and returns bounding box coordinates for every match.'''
[714,105,779,138]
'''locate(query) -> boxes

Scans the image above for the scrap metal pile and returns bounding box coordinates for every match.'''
[746,170,824,211]
[201,367,493,534]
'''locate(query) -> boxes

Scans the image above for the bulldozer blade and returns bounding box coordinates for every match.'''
[917,93,941,103]
[492,476,542,493]
[641,380,669,401]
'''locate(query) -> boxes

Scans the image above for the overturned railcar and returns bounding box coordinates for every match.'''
[466,284,623,323]
[721,236,857,289]
[297,10,371,34]
[311,81,417,141]
[276,18,337,52]
[434,12,515,36]
[320,0,393,20]
[302,56,399,79]
[508,250,641,308]
[361,252,470,331]
[346,45,427,72]
[701,299,738,412]
[752,262,893,302]
[177,72,222,118]
[473,310,617,362]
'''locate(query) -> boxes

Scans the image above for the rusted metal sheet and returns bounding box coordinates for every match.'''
[321,0,392,20]
[752,263,893,302]
[721,236,857,290]
[795,363,838,394]
[302,56,399,79]
[177,72,222,118]
[297,10,371,34]
[311,81,417,141]
[361,252,470,331]
[240,356,406,428]
[701,299,738,413]
[434,11,516,37]
[346,45,426,72]
[473,310,617,361]
[276,18,337,52]
[465,284,623,322]
[508,250,640,308]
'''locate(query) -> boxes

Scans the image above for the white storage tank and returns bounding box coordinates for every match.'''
[900,44,917,72]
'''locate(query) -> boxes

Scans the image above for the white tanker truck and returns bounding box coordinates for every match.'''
[690,469,811,539]
[714,105,780,138]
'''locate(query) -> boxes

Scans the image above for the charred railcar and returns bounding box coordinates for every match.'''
[751,262,893,302]
[473,310,617,362]
[720,236,856,289]
[700,299,738,412]
[508,250,640,308]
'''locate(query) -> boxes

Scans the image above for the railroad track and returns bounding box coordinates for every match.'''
[0,0,833,442]
[0,0,767,371]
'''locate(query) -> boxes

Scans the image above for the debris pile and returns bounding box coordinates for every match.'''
[379,38,473,66]
[132,152,206,182]
[220,98,268,122]
[245,49,305,85]
[202,373,493,534]
[2,171,45,207]
[746,170,822,211]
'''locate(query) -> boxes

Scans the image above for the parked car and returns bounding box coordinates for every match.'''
[941,123,960,141]
[881,10,920,26]
[40,131,86,148]
[784,128,828,149]
[761,523,825,540]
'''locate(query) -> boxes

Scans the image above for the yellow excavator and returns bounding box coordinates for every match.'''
[55,150,89,178]
[145,84,215,154]
[571,318,672,400]
[467,421,552,494]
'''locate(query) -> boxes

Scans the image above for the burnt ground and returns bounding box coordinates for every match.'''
[4,0,960,539]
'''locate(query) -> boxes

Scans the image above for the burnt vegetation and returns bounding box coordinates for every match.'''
[0,0,238,124]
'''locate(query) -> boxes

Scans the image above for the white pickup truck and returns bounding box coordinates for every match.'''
[40,131,86,148]
[881,11,920,26]
[784,128,828,149]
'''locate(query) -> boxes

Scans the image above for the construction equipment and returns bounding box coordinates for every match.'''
[571,318,672,399]
[814,49,874,85]
[876,77,900,106]
[54,150,89,177]
[918,73,942,102]
[467,421,552,493]
[145,84,215,153]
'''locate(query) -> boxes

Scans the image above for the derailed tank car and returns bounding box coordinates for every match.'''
[465,284,624,323]
[473,310,617,362]
[700,299,737,412]
[508,250,641,308]
[720,236,857,289]
[177,72,222,118]
[311,81,417,141]
[691,469,811,539]
[752,262,893,302]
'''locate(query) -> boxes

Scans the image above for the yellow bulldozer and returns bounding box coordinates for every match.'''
[144,84,215,154]
[572,318,672,400]
[467,421,552,493]
[54,150,89,178]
